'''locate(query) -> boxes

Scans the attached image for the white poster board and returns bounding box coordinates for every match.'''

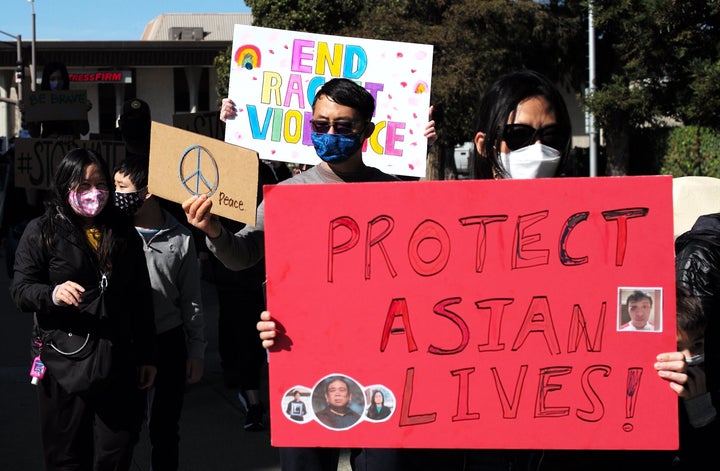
[226,25,434,178]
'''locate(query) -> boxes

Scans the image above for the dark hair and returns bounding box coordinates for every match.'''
[40,62,70,91]
[119,99,152,155]
[471,70,572,180]
[114,157,149,189]
[371,389,385,405]
[312,78,375,123]
[44,148,118,271]
[676,284,706,351]
[626,290,653,307]
[324,376,351,395]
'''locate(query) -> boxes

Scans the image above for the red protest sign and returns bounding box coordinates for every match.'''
[263,176,677,450]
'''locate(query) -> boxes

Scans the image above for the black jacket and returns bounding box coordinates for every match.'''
[676,214,720,393]
[674,213,720,469]
[11,213,156,367]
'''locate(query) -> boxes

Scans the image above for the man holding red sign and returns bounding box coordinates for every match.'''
[183,78,436,471]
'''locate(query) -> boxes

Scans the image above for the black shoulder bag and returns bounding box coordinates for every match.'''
[40,274,113,394]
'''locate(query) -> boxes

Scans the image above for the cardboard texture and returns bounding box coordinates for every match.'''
[148,122,259,226]
[263,176,678,450]
[225,25,433,178]
[672,176,720,238]
[173,111,226,141]
[25,90,88,122]
[14,139,126,189]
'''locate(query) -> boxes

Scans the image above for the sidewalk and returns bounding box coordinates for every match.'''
[0,243,283,470]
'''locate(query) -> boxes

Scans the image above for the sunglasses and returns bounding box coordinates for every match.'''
[310,119,363,136]
[502,123,565,151]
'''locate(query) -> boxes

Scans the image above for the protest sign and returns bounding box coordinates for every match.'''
[173,111,226,141]
[148,122,259,226]
[14,139,126,189]
[263,176,678,450]
[24,90,88,122]
[226,25,433,178]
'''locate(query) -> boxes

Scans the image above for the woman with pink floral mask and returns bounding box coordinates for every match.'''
[11,148,156,470]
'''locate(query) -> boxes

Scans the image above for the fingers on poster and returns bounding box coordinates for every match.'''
[281,374,396,431]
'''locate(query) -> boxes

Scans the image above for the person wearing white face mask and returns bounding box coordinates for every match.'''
[400,70,573,471]
[470,69,572,181]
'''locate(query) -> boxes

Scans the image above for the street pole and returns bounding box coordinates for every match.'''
[588,2,598,177]
[29,0,36,92]
[0,30,23,105]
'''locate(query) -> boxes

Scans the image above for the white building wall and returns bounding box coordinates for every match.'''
[136,68,175,125]
[1,71,19,141]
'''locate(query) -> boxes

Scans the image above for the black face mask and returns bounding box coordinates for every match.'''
[114,190,145,216]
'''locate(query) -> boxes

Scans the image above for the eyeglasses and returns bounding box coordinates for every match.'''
[502,123,565,151]
[310,119,364,136]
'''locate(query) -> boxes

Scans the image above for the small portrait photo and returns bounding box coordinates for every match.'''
[364,385,395,422]
[282,386,312,423]
[617,287,663,332]
[311,374,366,430]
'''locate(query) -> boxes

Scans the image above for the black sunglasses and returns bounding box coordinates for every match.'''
[310,119,364,136]
[502,124,565,151]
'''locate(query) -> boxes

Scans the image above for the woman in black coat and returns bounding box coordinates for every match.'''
[366,389,392,421]
[11,148,156,470]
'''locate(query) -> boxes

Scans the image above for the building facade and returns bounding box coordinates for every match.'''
[0,13,252,143]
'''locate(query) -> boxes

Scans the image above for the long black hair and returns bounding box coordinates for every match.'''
[470,70,572,180]
[40,62,70,91]
[43,148,119,271]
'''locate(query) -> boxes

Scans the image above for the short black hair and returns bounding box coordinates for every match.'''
[312,78,375,122]
[627,290,653,307]
[676,284,706,347]
[114,157,149,189]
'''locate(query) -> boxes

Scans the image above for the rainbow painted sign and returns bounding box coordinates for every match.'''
[226,25,434,178]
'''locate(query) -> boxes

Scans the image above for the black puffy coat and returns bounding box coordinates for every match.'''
[11,213,156,368]
[674,213,720,469]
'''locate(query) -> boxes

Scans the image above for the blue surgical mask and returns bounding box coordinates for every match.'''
[311,132,364,164]
[49,79,64,91]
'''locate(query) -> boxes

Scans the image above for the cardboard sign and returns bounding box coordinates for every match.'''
[24,90,88,122]
[263,176,678,450]
[672,176,720,238]
[226,25,433,178]
[14,139,126,189]
[173,111,226,141]
[148,122,259,226]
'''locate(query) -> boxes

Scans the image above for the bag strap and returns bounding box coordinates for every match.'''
[49,333,91,355]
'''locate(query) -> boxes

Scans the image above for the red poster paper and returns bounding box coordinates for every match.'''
[263,176,678,450]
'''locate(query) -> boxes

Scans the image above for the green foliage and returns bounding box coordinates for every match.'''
[347,0,584,148]
[589,0,720,174]
[245,0,365,34]
[660,126,720,177]
[215,0,584,159]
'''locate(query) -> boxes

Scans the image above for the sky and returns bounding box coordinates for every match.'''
[1,1,250,41]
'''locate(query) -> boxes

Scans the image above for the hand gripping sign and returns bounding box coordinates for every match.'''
[149,122,259,225]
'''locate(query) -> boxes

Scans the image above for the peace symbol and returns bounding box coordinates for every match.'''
[178,145,220,197]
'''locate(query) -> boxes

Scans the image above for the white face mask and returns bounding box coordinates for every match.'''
[499,143,561,179]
